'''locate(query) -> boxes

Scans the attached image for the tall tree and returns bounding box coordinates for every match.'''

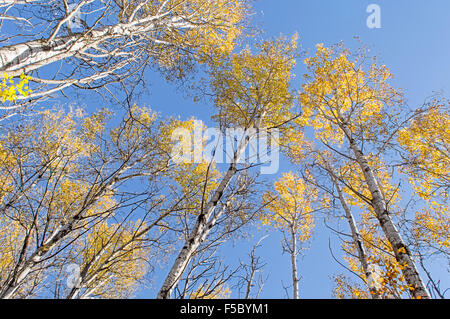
[298,43,431,298]
[0,105,184,298]
[316,152,382,298]
[398,103,449,297]
[157,35,299,298]
[262,172,321,299]
[0,0,248,114]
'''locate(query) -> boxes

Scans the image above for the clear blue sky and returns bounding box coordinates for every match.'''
[136,0,450,299]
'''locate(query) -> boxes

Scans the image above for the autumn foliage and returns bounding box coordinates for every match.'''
[0,0,447,300]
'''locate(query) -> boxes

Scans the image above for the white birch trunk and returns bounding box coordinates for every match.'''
[0,165,128,299]
[0,15,190,75]
[340,123,430,299]
[289,224,299,299]
[328,170,380,298]
[156,131,253,299]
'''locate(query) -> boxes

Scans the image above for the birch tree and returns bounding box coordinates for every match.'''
[313,152,381,298]
[0,105,184,298]
[262,172,322,299]
[157,35,299,298]
[0,0,248,114]
[398,103,449,258]
[300,149,416,298]
[298,43,431,298]
[398,103,449,297]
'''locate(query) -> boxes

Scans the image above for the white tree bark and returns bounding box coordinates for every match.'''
[328,168,380,298]
[340,122,431,299]
[0,0,234,107]
[289,224,299,299]
[157,131,253,299]
[0,15,189,75]
[0,164,130,299]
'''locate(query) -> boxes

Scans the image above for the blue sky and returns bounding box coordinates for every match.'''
[132,0,450,298]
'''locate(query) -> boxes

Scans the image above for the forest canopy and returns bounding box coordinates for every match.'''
[0,0,448,300]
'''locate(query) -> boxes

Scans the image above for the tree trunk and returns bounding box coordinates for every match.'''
[290,225,299,299]
[328,170,380,298]
[0,15,189,75]
[340,123,430,299]
[0,165,129,299]
[157,132,252,299]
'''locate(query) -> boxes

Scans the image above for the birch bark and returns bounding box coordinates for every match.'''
[340,122,430,299]
[157,132,252,299]
[0,165,129,299]
[328,168,380,298]
[289,224,299,299]
[0,15,187,75]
